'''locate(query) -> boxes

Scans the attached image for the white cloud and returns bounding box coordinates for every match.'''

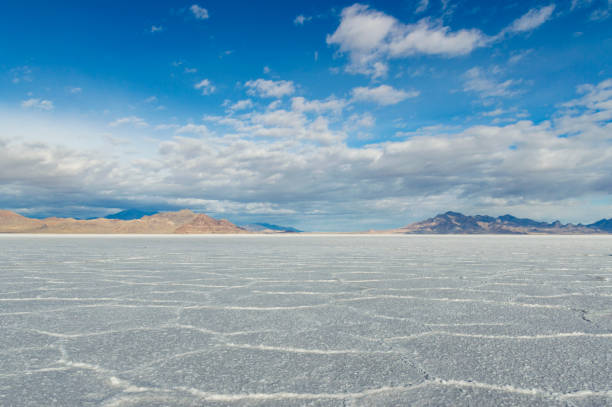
[266,100,282,110]
[108,116,148,127]
[168,198,296,215]
[387,18,486,57]
[351,85,419,105]
[415,0,429,14]
[508,49,533,64]
[144,96,158,103]
[463,67,521,99]
[327,4,487,77]
[228,99,253,111]
[194,79,215,95]
[482,108,506,117]
[5,79,612,229]
[190,4,209,20]
[150,25,163,33]
[155,124,180,131]
[175,124,211,137]
[294,14,312,25]
[346,112,376,132]
[291,96,347,114]
[184,67,197,73]
[245,79,295,98]
[263,66,271,74]
[206,97,347,144]
[69,87,82,94]
[21,98,54,111]
[328,3,557,78]
[504,5,556,34]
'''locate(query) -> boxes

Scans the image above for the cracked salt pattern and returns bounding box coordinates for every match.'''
[0,235,611,406]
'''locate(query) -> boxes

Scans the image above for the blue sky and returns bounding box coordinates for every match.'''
[1,0,611,231]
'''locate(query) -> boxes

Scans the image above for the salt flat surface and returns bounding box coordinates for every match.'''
[0,235,611,406]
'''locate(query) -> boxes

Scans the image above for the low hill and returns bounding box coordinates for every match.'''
[0,209,247,234]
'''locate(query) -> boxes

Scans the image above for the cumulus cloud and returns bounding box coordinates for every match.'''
[328,3,558,78]
[327,4,488,77]
[175,124,212,137]
[245,79,295,98]
[4,79,612,228]
[150,25,163,33]
[139,79,612,220]
[155,124,180,131]
[291,96,347,114]
[345,112,376,138]
[206,96,347,144]
[21,98,54,110]
[190,4,209,20]
[351,85,419,105]
[109,116,148,127]
[194,79,215,95]
[227,99,254,111]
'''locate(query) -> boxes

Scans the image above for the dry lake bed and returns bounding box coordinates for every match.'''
[1,235,611,406]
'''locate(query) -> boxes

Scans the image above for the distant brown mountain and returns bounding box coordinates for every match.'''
[0,209,248,234]
[390,211,611,234]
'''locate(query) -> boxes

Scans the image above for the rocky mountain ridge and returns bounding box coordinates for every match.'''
[393,211,612,234]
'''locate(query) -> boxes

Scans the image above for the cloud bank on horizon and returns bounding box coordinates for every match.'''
[1,0,611,231]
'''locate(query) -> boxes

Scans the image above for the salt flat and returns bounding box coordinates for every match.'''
[0,235,611,406]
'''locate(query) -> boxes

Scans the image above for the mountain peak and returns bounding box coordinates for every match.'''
[440,211,464,217]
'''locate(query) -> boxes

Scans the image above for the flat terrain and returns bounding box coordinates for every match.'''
[0,235,611,406]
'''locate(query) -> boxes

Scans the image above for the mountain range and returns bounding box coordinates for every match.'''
[390,211,612,234]
[1,209,611,234]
